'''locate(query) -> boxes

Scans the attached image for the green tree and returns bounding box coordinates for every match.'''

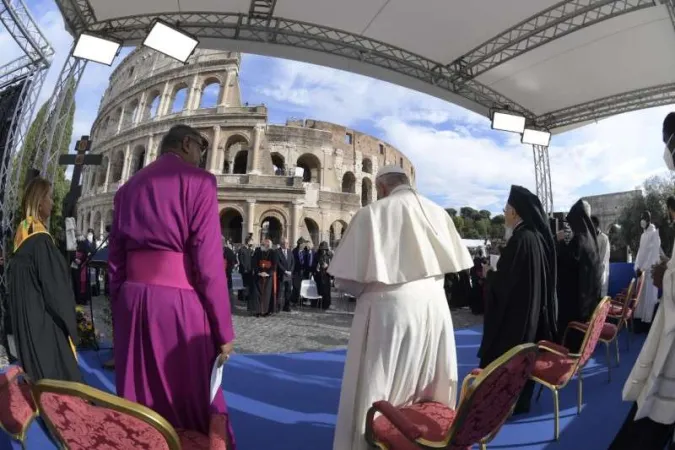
[478,209,491,220]
[617,174,675,257]
[445,208,457,217]
[12,90,74,238]
[460,206,476,219]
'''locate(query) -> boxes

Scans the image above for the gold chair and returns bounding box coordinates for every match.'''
[0,366,38,450]
[530,297,611,440]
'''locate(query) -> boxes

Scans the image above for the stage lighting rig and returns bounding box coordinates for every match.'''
[491,110,526,134]
[522,128,552,146]
[143,20,199,63]
[73,32,121,66]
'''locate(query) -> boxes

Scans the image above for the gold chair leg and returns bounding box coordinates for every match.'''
[479,442,487,450]
[605,342,611,383]
[615,337,620,365]
[577,371,584,415]
[553,388,560,441]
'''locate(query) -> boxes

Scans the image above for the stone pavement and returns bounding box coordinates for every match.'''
[0,294,483,368]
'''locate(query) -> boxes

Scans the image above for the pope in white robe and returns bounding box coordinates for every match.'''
[634,213,662,323]
[591,216,611,298]
[329,165,473,450]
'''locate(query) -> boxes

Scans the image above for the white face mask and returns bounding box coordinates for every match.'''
[664,134,675,170]
[640,219,647,229]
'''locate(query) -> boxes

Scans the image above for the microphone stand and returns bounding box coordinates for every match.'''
[77,235,110,352]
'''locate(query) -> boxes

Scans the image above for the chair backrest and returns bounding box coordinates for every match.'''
[0,366,37,437]
[445,344,539,449]
[32,379,181,450]
[576,297,612,367]
[631,272,646,309]
[300,279,321,298]
[616,278,636,326]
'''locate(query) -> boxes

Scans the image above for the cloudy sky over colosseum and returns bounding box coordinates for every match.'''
[8,0,675,213]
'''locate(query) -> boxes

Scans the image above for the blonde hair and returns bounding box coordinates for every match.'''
[21,177,51,219]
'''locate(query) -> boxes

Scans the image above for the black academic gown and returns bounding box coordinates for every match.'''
[250,248,278,315]
[556,202,602,349]
[7,233,81,382]
[479,223,556,368]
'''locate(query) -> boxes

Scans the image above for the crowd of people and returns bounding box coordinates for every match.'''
[3,115,675,450]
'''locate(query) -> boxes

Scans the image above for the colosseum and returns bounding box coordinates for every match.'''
[76,49,416,247]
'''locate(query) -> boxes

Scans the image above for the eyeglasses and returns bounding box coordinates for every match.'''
[186,135,208,152]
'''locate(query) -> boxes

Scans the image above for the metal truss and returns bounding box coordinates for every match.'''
[540,82,675,129]
[249,0,277,21]
[447,0,654,82]
[533,145,554,215]
[0,0,53,63]
[82,12,537,121]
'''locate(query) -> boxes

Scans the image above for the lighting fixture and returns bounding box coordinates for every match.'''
[491,111,526,134]
[143,20,199,63]
[73,33,121,66]
[522,128,552,146]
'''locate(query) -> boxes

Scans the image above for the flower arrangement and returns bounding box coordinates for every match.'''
[75,305,97,349]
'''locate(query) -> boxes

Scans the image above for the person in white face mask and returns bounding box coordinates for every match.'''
[608,113,675,449]
[633,210,662,328]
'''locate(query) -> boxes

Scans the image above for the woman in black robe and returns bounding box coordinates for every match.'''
[312,241,332,309]
[7,177,81,382]
[556,199,602,351]
[478,185,558,414]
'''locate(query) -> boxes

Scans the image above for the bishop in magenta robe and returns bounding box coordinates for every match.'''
[108,125,236,444]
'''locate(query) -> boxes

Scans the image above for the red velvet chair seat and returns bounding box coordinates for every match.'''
[372,401,457,449]
[609,304,632,318]
[0,367,37,435]
[532,351,576,386]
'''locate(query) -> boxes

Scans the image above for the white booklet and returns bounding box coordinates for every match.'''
[210,357,224,404]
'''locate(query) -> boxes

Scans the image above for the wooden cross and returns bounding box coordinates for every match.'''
[59,135,103,219]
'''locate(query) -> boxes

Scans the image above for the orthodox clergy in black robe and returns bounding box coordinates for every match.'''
[478,185,557,414]
[556,199,602,350]
[7,219,81,382]
[250,243,278,316]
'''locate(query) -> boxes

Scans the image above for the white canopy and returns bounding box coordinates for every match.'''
[56,0,675,133]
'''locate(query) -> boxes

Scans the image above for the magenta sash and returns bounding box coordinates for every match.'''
[126,250,194,290]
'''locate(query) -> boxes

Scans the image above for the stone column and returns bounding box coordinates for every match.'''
[246,200,256,239]
[134,91,147,125]
[121,144,132,182]
[207,126,220,173]
[291,202,302,245]
[144,134,154,166]
[115,106,126,134]
[158,82,171,116]
[104,152,112,191]
[248,125,264,175]
[187,74,200,111]
[219,70,234,108]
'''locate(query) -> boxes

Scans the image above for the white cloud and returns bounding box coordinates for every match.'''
[249,56,674,213]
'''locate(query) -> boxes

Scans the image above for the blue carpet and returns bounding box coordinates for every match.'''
[1,326,646,450]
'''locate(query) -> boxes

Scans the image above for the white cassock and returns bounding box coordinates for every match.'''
[597,231,611,298]
[634,224,662,323]
[623,240,675,430]
[329,184,473,450]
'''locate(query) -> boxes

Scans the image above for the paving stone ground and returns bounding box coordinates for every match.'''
[91,293,483,354]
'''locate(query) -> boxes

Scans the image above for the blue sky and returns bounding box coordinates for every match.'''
[4,0,674,213]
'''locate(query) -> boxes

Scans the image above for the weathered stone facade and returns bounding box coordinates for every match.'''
[583,190,642,233]
[76,49,415,246]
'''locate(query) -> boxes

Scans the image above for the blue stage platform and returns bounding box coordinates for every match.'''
[1,325,645,450]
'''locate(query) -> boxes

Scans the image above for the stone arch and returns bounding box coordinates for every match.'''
[110,149,125,182]
[225,134,249,174]
[271,152,285,175]
[341,171,356,194]
[296,153,322,183]
[362,157,373,174]
[303,217,320,247]
[361,176,373,206]
[130,145,146,176]
[84,211,92,233]
[112,107,123,132]
[123,98,139,128]
[144,89,161,120]
[97,155,109,187]
[170,82,189,113]
[329,220,348,249]
[92,210,102,238]
[104,209,114,232]
[220,207,244,244]
[100,116,110,138]
[199,77,222,109]
[259,209,287,244]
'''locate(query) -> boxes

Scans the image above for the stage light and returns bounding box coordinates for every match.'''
[491,111,526,134]
[73,33,121,66]
[143,20,199,63]
[522,128,552,146]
